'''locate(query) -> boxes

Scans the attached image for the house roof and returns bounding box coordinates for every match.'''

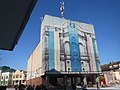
[0,0,37,51]
[101,61,120,71]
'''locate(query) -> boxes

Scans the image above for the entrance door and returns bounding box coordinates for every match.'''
[67,77,71,86]
[49,75,57,86]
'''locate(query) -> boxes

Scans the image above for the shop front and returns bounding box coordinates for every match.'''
[45,71,101,89]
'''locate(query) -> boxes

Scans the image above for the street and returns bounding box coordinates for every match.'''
[7,85,120,90]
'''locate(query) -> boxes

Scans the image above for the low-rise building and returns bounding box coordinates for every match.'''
[12,70,27,86]
[0,72,12,86]
[101,61,120,85]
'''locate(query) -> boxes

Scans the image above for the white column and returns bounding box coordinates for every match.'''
[83,76,87,86]
[54,30,60,71]
[96,76,100,86]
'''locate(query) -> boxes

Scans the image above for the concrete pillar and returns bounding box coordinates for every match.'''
[73,77,75,84]
[63,75,67,90]
[74,77,77,84]
[83,76,87,86]
[71,77,73,84]
[93,75,96,84]
[96,75,100,87]
[46,75,49,89]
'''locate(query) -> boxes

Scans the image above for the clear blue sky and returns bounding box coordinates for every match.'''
[0,0,120,70]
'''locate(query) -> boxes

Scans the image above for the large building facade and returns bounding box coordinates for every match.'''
[27,15,101,87]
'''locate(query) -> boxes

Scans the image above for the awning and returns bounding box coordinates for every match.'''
[0,0,37,51]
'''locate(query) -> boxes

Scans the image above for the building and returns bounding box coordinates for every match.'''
[0,72,12,86]
[27,15,101,87]
[12,70,27,86]
[27,42,42,85]
[101,61,120,85]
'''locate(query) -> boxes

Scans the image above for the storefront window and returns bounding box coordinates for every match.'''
[57,78,63,86]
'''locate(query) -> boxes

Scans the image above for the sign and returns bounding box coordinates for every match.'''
[45,71,102,75]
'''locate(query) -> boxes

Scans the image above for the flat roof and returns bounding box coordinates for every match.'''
[0,0,37,51]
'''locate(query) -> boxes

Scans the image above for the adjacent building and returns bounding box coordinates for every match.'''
[0,72,12,86]
[27,15,101,87]
[0,70,27,86]
[27,42,42,85]
[101,61,120,85]
[12,70,27,86]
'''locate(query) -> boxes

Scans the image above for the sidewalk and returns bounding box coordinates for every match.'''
[7,85,120,90]
[6,88,15,90]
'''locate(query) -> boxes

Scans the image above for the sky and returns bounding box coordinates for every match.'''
[0,0,120,70]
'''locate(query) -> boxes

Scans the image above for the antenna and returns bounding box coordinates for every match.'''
[40,17,43,22]
[87,18,92,24]
[60,1,65,18]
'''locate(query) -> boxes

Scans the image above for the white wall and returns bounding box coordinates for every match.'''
[27,42,42,80]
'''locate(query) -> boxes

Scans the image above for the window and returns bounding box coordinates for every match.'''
[20,75,22,78]
[68,68,70,71]
[6,76,8,79]
[23,80,25,83]
[16,75,19,78]
[25,74,27,77]
[55,27,58,31]
[83,68,85,71]
[62,29,64,32]
[13,76,15,79]
[81,62,84,66]
[16,80,18,83]
[70,23,75,28]
[57,78,63,85]
[67,61,70,64]
[65,42,70,54]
